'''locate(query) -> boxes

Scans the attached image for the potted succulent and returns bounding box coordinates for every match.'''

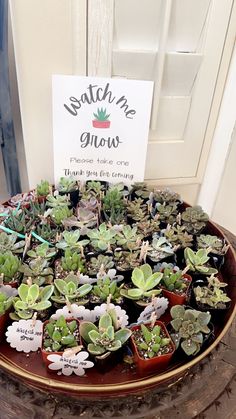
[146,236,175,265]
[26,242,57,263]
[4,210,35,234]
[41,315,80,369]
[153,202,178,227]
[116,225,143,251]
[127,198,149,223]
[36,180,51,202]
[184,248,218,279]
[0,251,21,287]
[86,254,114,277]
[51,275,92,307]
[152,188,181,206]
[135,217,160,240]
[0,291,14,341]
[192,274,231,317]
[20,259,54,286]
[92,108,110,128]
[90,275,124,306]
[50,206,73,226]
[160,267,192,306]
[57,177,80,207]
[79,309,131,372]
[10,283,54,321]
[102,186,126,224]
[130,320,175,375]
[163,225,193,265]
[169,305,212,356]
[55,249,85,279]
[85,180,106,198]
[0,232,25,255]
[46,194,71,208]
[56,230,89,256]
[196,234,229,269]
[181,206,209,235]
[87,223,117,252]
[130,182,152,201]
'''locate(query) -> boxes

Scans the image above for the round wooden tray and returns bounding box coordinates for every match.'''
[0,221,235,400]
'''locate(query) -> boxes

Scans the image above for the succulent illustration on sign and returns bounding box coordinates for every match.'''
[92,108,111,128]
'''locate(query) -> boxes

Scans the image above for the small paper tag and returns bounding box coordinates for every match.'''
[50,304,95,322]
[93,303,129,327]
[5,320,43,353]
[47,351,94,376]
[137,297,169,324]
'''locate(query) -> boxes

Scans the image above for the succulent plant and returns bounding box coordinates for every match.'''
[0,252,21,283]
[20,259,54,286]
[56,230,89,253]
[152,188,181,205]
[135,218,160,238]
[4,210,35,234]
[194,275,231,309]
[120,264,162,300]
[102,186,126,224]
[85,181,105,197]
[127,198,149,222]
[46,194,70,208]
[93,107,110,122]
[35,223,59,244]
[170,305,211,356]
[0,292,14,316]
[79,197,99,212]
[0,232,25,254]
[27,242,57,260]
[163,224,193,249]
[50,206,73,225]
[114,250,141,271]
[63,208,97,233]
[116,225,143,251]
[161,267,188,293]
[91,276,123,304]
[184,248,218,275]
[147,236,174,262]
[80,309,131,356]
[51,275,92,305]
[154,202,178,225]
[61,249,85,273]
[87,223,117,251]
[87,254,114,276]
[11,283,54,320]
[43,316,79,352]
[58,177,78,193]
[181,206,209,234]
[196,234,229,256]
[134,323,171,359]
[131,182,152,200]
[36,180,50,197]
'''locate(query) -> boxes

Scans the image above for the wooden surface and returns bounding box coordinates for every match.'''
[0,226,235,418]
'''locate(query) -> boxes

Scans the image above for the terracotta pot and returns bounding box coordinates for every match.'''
[130,321,175,375]
[92,120,110,129]
[160,274,192,307]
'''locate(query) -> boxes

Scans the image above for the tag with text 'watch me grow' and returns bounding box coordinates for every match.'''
[6,320,43,353]
[137,297,169,324]
[53,75,154,186]
[47,351,94,376]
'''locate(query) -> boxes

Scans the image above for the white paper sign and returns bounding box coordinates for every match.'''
[50,304,94,322]
[53,75,153,185]
[47,351,94,376]
[137,297,169,324]
[6,320,43,353]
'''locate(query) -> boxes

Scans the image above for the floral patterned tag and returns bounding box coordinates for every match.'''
[47,351,94,376]
[137,297,169,324]
[5,320,43,353]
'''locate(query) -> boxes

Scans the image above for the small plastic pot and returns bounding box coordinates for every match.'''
[160,274,192,307]
[59,189,80,208]
[41,319,80,370]
[130,321,175,376]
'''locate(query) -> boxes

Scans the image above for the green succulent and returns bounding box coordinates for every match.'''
[0,251,21,283]
[0,232,25,254]
[27,242,57,260]
[43,316,79,352]
[4,210,35,234]
[61,249,85,273]
[93,107,110,121]
[184,248,218,275]
[0,292,14,316]
[50,206,73,225]
[86,180,105,197]
[135,323,171,359]
[120,264,162,300]
[92,276,123,304]
[161,268,188,292]
[196,234,229,256]
[114,250,141,271]
[56,230,89,253]
[11,283,54,320]
[154,202,178,225]
[135,218,160,238]
[147,236,174,262]
[131,182,152,200]
[170,305,211,356]
[194,275,231,309]
[58,177,78,193]
[35,223,59,244]
[102,186,126,224]
[127,198,149,222]
[51,275,92,305]
[36,180,50,197]
[80,309,131,356]
[87,254,114,276]
[116,225,142,251]
[46,194,70,208]
[181,206,209,234]
[164,225,193,249]
[20,259,54,286]
[87,223,117,251]
[153,188,180,204]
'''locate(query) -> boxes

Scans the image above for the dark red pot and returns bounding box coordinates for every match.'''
[130,321,175,376]
[161,274,192,307]
[0,312,9,342]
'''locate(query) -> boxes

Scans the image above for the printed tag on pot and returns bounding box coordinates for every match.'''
[137,297,169,324]
[50,304,95,322]
[93,303,129,327]
[47,351,94,376]
[6,320,43,353]
[53,75,153,185]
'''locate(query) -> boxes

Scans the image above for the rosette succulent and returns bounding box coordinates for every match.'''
[0,232,25,255]
[0,252,21,283]
[51,275,92,305]
[43,316,79,352]
[11,283,54,320]
[87,223,117,251]
[184,248,218,275]
[181,206,209,234]
[120,264,162,301]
